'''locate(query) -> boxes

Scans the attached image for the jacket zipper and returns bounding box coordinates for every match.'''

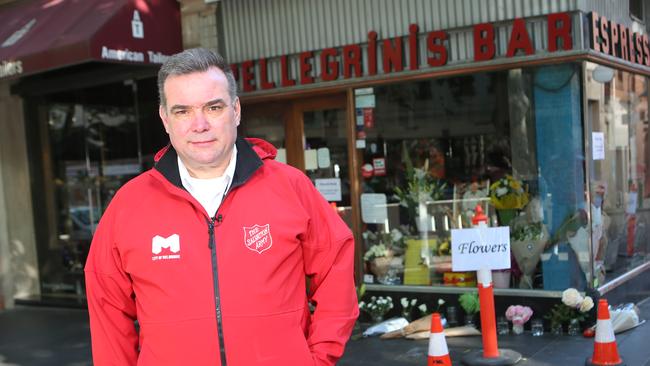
[207,214,227,366]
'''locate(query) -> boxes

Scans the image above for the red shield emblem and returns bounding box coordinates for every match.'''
[243,224,273,254]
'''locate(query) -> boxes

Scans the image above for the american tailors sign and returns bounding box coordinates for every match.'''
[0,1,181,80]
[231,12,574,93]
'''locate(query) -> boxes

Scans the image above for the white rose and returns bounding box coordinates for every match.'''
[401,297,408,307]
[580,296,594,312]
[562,288,583,308]
[438,299,445,306]
[391,229,403,242]
[410,299,417,306]
[418,304,427,313]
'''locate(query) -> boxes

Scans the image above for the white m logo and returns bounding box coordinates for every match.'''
[152,234,180,254]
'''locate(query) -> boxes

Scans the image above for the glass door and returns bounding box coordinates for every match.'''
[297,95,352,228]
[41,81,143,301]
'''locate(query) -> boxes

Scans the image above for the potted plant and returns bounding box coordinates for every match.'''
[358,295,394,323]
[363,227,408,284]
[394,160,446,232]
[459,291,480,327]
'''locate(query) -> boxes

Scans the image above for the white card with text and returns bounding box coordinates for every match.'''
[451,227,511,271]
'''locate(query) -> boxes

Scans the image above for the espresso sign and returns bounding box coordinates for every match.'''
[451,227,511,271]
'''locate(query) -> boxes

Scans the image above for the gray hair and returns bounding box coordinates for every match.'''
[157,48,238,107]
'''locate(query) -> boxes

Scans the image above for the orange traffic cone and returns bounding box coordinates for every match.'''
[427,313,451,366]
[586,299,625,366]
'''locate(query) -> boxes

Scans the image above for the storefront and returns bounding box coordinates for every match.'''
[220,0,650,303]
[0,0,182,306]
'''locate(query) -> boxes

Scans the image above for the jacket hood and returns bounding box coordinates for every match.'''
[247,137,277,160]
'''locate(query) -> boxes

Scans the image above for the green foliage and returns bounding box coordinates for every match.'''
[459,291,480,315]
[544,303,588,327]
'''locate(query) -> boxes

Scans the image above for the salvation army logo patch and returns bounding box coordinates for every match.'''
[243,224,273,254]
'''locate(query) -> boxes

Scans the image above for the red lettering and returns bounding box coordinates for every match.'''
[342,44,362,78]
[230,64,239,82]
[241,60,255,92]
[473,23,495,61]
[590,12,601,52]
[635,33,643,64]
[507,18,534,57]
[299,51,315,84]
[280,55,296,87]
[259,58,275,90]
[368,31,378,75]
[620,25,629,61]
[408,24,419,70]
[320,48,339,81]
[548,12,572,51]
[610,21,619,57]
[600,15,610,54]
[426,31,448,66]
[643,34,650,66]
[382,37,403,73]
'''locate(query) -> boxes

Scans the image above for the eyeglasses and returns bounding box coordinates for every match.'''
[168,100,236,123]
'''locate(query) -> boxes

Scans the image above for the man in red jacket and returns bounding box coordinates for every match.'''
[85,48,359,366]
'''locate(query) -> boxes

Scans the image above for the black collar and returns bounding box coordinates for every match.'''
[154,137,263,190]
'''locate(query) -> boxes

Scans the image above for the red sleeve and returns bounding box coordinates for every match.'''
[84,203,139,365]
[297,175,359,366]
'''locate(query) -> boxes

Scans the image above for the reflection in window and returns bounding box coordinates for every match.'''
[586,62,650,287]
[359,64,587,290]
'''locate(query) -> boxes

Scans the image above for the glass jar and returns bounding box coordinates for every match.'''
[550,323,563,335]
[497,316,510,335]
[464,313,476,328]
[512,323,524,335]
[567,318,580,336]
[531,319,544,336]
[446,306,458,327]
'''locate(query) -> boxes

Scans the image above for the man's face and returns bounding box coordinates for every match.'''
[159,67,240,177]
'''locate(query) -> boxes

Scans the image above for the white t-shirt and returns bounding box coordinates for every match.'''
[177,145,237,218]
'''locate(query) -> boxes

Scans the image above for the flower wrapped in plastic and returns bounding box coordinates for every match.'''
[489,175,529,210]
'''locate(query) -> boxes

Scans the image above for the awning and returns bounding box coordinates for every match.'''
[0,0,182,80]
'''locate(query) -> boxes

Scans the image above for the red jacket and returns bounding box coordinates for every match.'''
[85,137,359,366]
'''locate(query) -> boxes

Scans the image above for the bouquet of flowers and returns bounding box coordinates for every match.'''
[362,226,410,261]
[394,167,446,207]
[400,297,418,321]
[505,305,533,334]
[359,296,394,322]
[545,288,595,331]
[489,175,529,210]
[363,243,390,261]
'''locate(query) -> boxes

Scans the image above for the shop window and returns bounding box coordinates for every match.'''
[357,64,588,291]
[630,0,644,22]
[34,78,166,301]
[586,62,650,287]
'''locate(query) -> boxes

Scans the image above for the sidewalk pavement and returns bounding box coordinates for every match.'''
[341,297,650,366]
[0,298,648,365]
